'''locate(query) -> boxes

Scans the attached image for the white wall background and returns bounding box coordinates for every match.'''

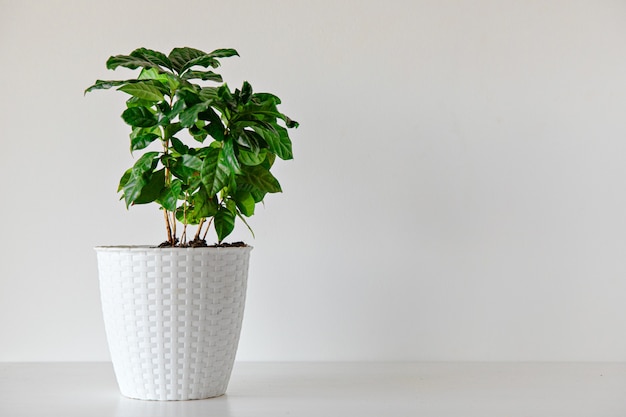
[2,0,626,362]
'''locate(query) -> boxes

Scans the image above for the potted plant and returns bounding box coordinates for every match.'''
[86,47,298,401]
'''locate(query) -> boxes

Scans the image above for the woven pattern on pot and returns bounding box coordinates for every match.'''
[96,247,251,400]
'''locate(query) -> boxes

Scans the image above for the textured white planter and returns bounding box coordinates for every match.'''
[95,246,252,401]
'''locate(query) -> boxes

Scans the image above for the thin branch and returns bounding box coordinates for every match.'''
[163,209,173,244]
[171,211,177,242]
[202,218,213,241]
[181,224,187,246]
[194,219,205,241]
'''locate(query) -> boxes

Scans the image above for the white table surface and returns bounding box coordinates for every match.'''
[1,362,625,417]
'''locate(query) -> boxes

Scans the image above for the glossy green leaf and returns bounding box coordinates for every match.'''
[134,168,165,204]
[208,48,239,59]
[118,168,132,192]
[169,47,208,72]
[252,125,293,160]
[187,186,218,223]
[130,48,173,71]
[234,190,255,216]
[199,107,225,141]
[240,165,282,193]
[236,182,267,203]
[126,96,157,109]
[182,70,223,82]
[121,152,159,207]
[214,206,236,242]
[236,130,263,153]
[181,55,220,73]
[157,180,182,211]
[179,102,209,128]
[122,106,157,127]
[239,81,252,103]
[199,87,219,101]
[238,148,266,166]
[189,125,208,142]
[222,139,241,174]
[118,82,164,102]
[167,100,186,119]
[131,132,160,151]
[170,137,188,155]
[121,174,147,207]
[252,92,281,105]
[106,54,160,71]
[181,154,203,171]
[201,147,231,195]
[85,79,133,94]
[170,154,202,182]
[163,122,183,140]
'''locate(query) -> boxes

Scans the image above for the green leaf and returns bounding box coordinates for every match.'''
[85,79,131,94]
[130,48,173,71]
[240,165,282,193]
[121,174,146,207]
[134,168,165,204]
[236,182,267,203]
[166,100,186,120]
[138,67,168,81]
[170,137,188,155]
[234,190,255,216]
[199,107,225,141]
[238,148,266,166]
[236,130,263,153]
[181,55,220,73]
[163,122,183,140]
[187,186,218,223]
[169,47,208,73]
[170,154,202,183]
[207,48,239,59]
[252,92,281,105]
[181,154,203,171]
[222,139,242,174]
[106,54,160,71]
[179,103,209,128]
[132,151,160,175]
[189,125,208,142]
[252,125,293,160]
[241,81,252,103]
[214,206,236,242]
[121,152,160,207]
[118,168,132,192]
[199,87,219,101]
[118,82,164,102]
[122,106,157,127]
[284,116,299,129]
[201,147,231,195]
[182,70,223,82]
[126,96,157,108]
[130,131,160,151]
[157,180,182,211]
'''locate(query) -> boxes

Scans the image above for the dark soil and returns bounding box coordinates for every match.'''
[157,239,247,248]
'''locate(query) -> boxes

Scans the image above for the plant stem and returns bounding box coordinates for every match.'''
[162,126,173,245]
[164,209,173,244]
[171,211,177,242]
[181,224,187,245]
[202,218,213,241]
[194,219,205,241]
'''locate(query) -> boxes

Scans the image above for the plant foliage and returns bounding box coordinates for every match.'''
[86,47,298,245]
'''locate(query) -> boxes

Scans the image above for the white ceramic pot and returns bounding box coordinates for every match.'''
[95,246,252,401]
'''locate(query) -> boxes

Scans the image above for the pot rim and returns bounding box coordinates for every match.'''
[95,245,253,251]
